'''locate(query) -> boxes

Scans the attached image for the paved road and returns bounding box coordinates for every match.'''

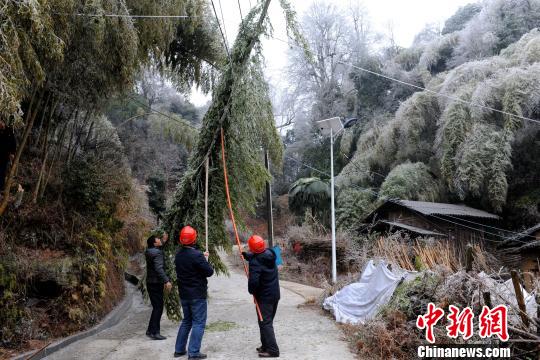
[47,258,354,360]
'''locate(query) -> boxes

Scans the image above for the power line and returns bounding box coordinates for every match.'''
[341,150,537,240]
[125,95,199,131]
[237,0,244,22]
[284,153,532,244]
[284,155,329,177]
[340,151,535,239]
[340,62,540,126]
[217,0,230,51]
[441,213,536,239]
[270,35,540,126]
[53,13,192,18]
[210,0,231,60]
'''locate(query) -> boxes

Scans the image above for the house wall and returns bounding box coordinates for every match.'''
[520,230,540,291]
[379,207,492,261]
[521,254,539,291]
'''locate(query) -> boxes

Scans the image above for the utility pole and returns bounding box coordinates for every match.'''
[329,127,337,284]
[265,150,274,247]
[315,117,342,284]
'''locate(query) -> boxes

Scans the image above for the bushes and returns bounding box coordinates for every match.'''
[63,157,105,213]
[379,162,441,202]
[336,188,377,231]
[0,263,24,347]
[146,174,166,221]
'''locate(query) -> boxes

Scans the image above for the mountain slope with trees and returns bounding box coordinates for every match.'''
[277,0,540,231]
[0,0,222,354]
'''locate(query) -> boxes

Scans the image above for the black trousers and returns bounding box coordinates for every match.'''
[0,160,8,190]
[147,282,164,335]
[258,301,279,356]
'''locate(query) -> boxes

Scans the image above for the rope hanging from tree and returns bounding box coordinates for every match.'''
[220,127,263,321]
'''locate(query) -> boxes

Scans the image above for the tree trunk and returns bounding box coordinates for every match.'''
[32,98,59,203]
[0,88,43,216]
[70,111,92,161]
[40,117,69,200]
[83,120,95,151]
[65,110,80,166]
[34,92,52,149]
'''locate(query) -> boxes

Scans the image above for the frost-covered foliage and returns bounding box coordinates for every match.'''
[0,0,65,123]
[336,188,377,231]
[441,3,482,35]
[418,33,459,75]
[451,0,540,66]
[379,162,441,202]
[288,177,330,217]
[163,1,298,319]
[339,27,540,216]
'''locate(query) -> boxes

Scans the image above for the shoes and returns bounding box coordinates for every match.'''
[145,331,153,339]
[258,352,279,358]
[256,346,265,353]
[174,351,187,357]
[150,333,167,340]
[188,353,207,359]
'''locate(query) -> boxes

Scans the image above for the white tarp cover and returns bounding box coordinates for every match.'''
[323,260,412,324]
[476,272,537,325]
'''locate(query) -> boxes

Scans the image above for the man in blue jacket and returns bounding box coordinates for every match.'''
[174,226,214,359]
[243,235,280,358]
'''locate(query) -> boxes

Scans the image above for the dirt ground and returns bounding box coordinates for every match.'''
[46,255,354,360]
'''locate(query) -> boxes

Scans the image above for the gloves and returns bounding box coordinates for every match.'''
[241,251,248,258]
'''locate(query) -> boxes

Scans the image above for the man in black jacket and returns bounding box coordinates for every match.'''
[243,235,280,358]
[0,120,16,191]
[145,235,172,340]
[174,226,214,360]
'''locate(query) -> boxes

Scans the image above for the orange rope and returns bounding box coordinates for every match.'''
[220,127,263,321]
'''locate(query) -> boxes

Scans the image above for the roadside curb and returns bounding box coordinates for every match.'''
[13,281,137,360]
[280,280,324,300]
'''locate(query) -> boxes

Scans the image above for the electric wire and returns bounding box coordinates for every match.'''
[52,8,539,240]
[218,0,230,51]
[283,154,532,245]
[237,0,244,22]
[210,0,231,60]
[53,13,191,18]
[339,151,536,240]
[53,9,540,126]
[270,35,540,126]
[125,95,199,131]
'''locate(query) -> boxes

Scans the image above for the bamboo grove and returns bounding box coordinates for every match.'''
[0,0,223,346]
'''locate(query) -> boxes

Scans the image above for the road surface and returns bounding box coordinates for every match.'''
[48,258,354,360]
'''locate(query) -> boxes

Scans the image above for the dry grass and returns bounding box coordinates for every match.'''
[373,235,461,271]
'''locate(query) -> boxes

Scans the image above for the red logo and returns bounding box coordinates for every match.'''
[416,303,445,343]
[417,304,509,343]
[446,305,474,340]
[479,305,509,341]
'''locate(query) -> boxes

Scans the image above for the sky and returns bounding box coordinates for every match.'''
[190,0,474,106]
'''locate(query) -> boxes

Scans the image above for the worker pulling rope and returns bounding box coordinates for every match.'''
[220,127,263,321]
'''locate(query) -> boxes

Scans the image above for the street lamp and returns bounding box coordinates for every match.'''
[315,117,357,284]
[316,117,343,284]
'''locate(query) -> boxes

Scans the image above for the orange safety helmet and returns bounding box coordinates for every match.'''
[179,226,197,245]
[248,235,266,254]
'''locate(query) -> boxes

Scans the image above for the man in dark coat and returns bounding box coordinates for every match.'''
[174,226,214,360]
[0,120,17,191]
[243,235,280,358]
[145,235,172,340]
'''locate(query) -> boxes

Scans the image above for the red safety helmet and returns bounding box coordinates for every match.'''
[248,235,266,254]
[179,226,197,245]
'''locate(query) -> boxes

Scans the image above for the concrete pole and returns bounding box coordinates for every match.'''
[330,128,337,284]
